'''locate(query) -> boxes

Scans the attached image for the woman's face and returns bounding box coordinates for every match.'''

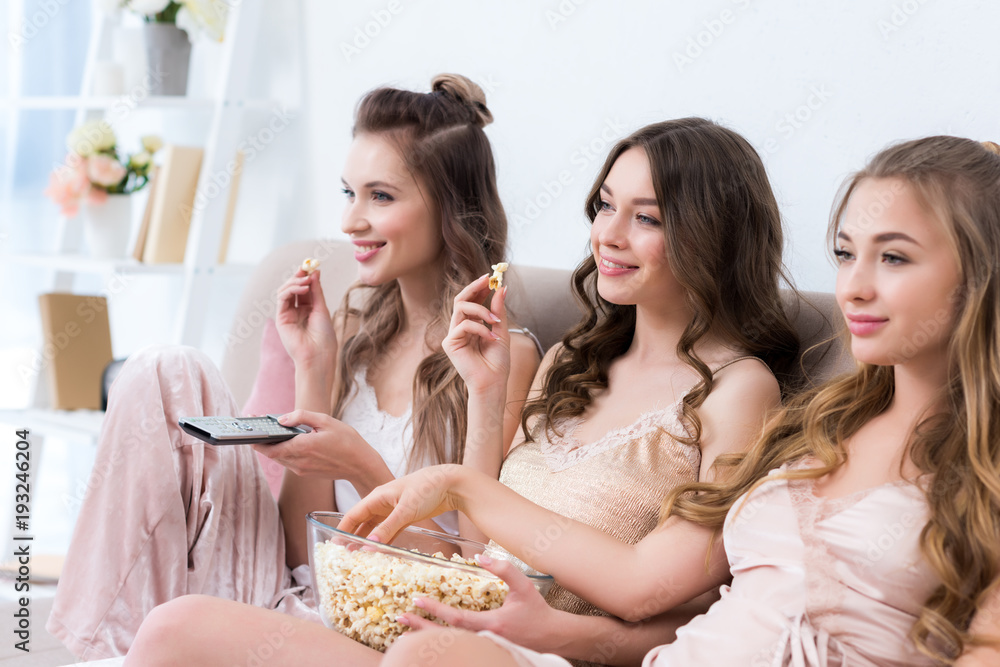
[340,133,443,288]
[834,177,961,371]
[591,147,686,312]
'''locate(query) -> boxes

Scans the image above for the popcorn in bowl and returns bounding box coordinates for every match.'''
[307,511,553,652]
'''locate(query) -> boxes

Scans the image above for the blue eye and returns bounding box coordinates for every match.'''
[883,253,907,265]
[637,213,661,226]
[372,191,393,202]
[341,187,355,199]
[833,248,854,262]
[599,200,614,212]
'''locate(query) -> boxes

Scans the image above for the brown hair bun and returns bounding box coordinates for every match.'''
[431,73,493,128]
[982,140,1000,155]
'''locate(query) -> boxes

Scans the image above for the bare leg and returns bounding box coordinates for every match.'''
[382,627,522,667]
[126,595,381,667]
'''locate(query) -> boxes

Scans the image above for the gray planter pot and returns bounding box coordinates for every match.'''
[143,22,192,96]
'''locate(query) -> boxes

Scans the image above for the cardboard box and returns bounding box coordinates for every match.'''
[37,293,113,410]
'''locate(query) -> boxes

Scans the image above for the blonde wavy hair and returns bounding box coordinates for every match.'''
[664,136,1000,662]
[332,74,506,471]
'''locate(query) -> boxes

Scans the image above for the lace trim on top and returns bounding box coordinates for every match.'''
[340,366,413,457]
[534,355,767,474]
[536,394,697,473]
[787,477,849,630]
[786,465,918,633]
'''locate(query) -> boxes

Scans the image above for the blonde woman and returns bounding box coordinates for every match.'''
[341,136,1000,666]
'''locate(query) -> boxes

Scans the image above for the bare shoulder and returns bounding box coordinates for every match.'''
[697,358,781,472]
[509,330,542,367]
[699,358,781,423]
[710,358,779,401]
[535,341,564,376]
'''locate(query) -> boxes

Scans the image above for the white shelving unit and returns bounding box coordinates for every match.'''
[3,0,298,427]
[1,1,306,568]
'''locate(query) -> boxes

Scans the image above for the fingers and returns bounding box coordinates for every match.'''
[450,299,501,331]
[396,613,439,631]
[276,410,306,427]
[277,270,320,307]
[489,285,508,331]
[366,505,415,545]
[448,319,502,348]
[339,494,397,538]
[445,274,511,349]
[276,277,314,320]
[277,410,330,430]
[477,555,534,595]
[454,274,492,306]
[351,519,382,539]
[412,598,480,629]
[307,271,331,317]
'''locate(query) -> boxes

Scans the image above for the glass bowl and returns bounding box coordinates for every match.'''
[307,511,553,651]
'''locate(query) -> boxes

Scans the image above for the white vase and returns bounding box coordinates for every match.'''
[82,194,134,259]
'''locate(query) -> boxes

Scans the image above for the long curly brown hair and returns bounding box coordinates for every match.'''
[331,74,506,471]
[520,118,800,447]
[665,136,1000,662]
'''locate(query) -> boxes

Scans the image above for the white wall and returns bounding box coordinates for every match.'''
[302,0,1000,292]
[3,0,998,409]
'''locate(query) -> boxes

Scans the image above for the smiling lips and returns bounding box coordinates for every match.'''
[598,255,638,276]
[352,240,386,262]
[846,313,888,336]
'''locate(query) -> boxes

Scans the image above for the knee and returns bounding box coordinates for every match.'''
[119,344,214,380]
[383,626,480,667]
[126,595,215,665]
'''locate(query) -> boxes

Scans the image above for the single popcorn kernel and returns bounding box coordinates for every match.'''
[301,257,320,274]
[489,262,509,291]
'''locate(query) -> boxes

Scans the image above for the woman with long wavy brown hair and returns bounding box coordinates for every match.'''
[125,118,801,666]
[47,73,541,660]
[340,136,1000,666]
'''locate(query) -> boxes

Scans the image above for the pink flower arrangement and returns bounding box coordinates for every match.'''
[44,120,162,218]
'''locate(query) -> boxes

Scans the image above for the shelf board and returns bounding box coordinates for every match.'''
[0,97,283,111]
[4,254,256,277]
[6,254,186,275]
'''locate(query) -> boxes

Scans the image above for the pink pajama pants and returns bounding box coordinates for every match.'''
[45,345,318,660]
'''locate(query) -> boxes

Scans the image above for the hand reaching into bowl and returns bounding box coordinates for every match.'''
[397,554,562,653]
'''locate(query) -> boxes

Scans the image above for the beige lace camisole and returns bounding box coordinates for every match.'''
[487,356,770,664]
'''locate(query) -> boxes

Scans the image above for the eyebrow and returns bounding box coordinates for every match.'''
[339,178,400,191]
[601,183,658,207]
[837,230,922,247]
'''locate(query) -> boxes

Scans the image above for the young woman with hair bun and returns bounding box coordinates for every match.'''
[47,73,541,660]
